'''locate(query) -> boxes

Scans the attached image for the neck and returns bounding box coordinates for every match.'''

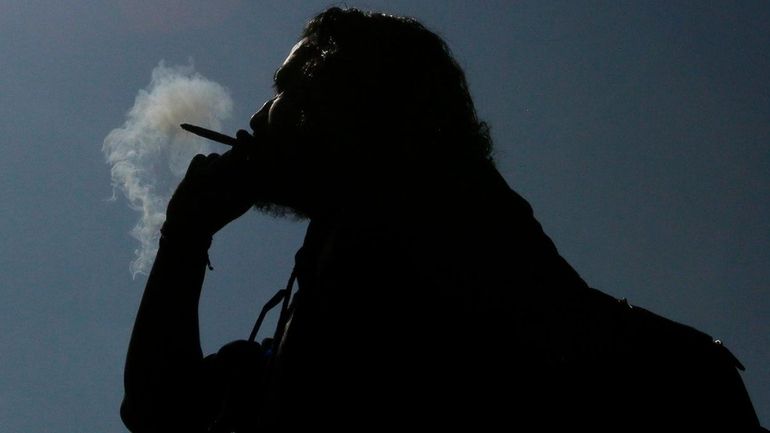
[302,159,504,224]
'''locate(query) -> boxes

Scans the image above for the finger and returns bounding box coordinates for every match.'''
[204,152,220,164]
[234,129,259,162]
[236,129,254,143]
[184,153,219,182]
[189,153,208,167]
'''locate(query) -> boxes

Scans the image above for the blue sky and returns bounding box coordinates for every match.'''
[1,1,768,431]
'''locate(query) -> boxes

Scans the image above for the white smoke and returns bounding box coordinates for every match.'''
[104,61,233,277]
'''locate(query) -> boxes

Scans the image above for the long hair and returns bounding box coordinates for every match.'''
[298,8,494,175]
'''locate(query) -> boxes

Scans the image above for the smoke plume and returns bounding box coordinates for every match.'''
[103,61,233,277]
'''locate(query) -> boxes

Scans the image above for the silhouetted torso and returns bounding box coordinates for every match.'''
[238,166,759,431]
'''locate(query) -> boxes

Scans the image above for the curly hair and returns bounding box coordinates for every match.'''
[297,7,494,171]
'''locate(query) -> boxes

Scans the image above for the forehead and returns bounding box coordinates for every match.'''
[283,38,308,67]
[273,38,310,90]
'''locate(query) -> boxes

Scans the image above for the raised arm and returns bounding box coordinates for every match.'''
[121,225,211,432]
[121,136,259,432]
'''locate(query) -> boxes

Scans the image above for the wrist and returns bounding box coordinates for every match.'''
[160,220,213,252]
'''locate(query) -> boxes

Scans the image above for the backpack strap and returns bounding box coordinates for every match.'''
[248,268,297,346]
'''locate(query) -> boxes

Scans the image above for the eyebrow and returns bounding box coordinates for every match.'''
[273,56,303,93]
[272,43,309,92]
[273,67,286,92]
[273,63,302,93]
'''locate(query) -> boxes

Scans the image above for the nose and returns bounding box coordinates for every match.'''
[250,99,274,132]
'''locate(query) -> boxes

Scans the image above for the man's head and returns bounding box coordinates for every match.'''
[249,7,493,217]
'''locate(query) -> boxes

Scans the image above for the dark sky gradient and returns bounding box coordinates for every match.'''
[0,1,767,431]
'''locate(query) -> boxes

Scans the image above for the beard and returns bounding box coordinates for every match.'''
[246,124,325,220]
[252,198,310,220]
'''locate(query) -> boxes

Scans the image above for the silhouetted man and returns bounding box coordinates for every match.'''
[121,7,764,432]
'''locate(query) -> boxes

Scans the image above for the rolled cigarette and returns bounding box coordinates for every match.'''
[180,123,239,146]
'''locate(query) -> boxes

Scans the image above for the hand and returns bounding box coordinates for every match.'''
[165,131,260,240]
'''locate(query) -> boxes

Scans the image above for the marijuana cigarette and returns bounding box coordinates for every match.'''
[180,123,238,146]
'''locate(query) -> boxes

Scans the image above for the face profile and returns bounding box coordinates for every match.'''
[240,10,497,219]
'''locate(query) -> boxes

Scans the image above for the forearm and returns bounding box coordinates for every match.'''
[122,231,211,431]
[120,143,258,431]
